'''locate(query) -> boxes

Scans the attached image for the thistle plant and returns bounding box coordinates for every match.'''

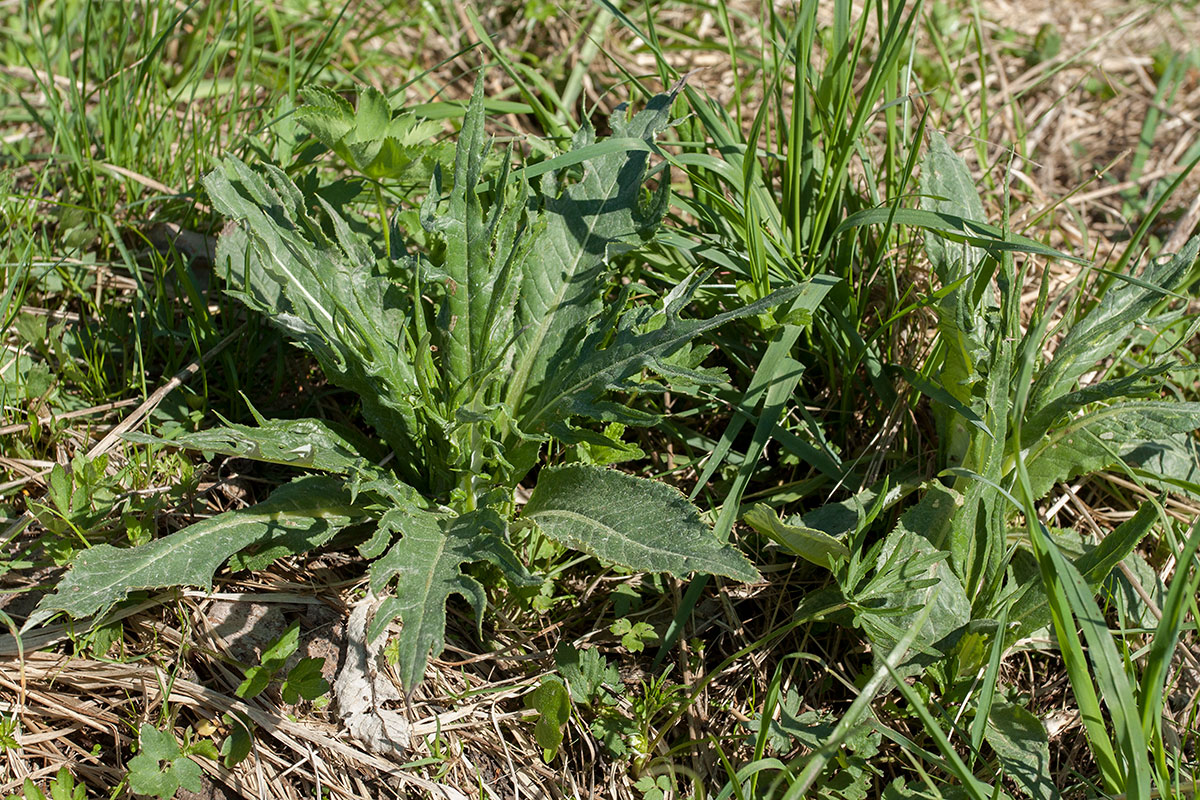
[27,79,813,689]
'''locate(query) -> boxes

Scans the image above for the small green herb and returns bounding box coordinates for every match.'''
[525,676,572,762]
[126,725,205,799]
[609,618,658,653]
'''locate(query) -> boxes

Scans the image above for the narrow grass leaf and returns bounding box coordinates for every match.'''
[882,658,1000,800]
[1139,517,1200,759]
[1028,520,1151,798]
[784,587,941,799]
[1005,504,1160,647]
[1019,512,1123,791]
[836,207,1085,264]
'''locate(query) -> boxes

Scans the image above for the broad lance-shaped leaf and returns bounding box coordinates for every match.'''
[520,276,813,441]
[204,157,423,476]
[985,702,1058,800]
[422,78,528,407]
[520,464,760,582]
[1022,366,1171,446]
[1023,400,1200,498]
[921,130,988,281]
[743,503,849,569]
[367,507,537,690]
[1123,432,1200,499]
[125,417,383,476]
[25,476,365,630]
[1030,236,1199,412]
[504,85,679,418]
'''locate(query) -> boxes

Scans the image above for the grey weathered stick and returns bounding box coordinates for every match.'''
[1163,191,1200,256]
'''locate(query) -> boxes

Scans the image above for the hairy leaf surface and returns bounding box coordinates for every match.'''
[985,701,1058,800]
[521,279,810,443]
[27,476,364,629]
[920,131,988,281]
[520,464,759,582]
[126,417,380,475]
[367,507,537,690]
[420,80,531,422]
[1030,237,1199,411]
[1023,401,1200,498]
[505,89,679,419]
[205,158,423,475]
[856,485,971,673]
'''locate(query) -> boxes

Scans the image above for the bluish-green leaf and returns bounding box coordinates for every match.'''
[125,416,380,475]
[1023,401,1200,498]
[423,79,529,410]
[920,131,988,281]
[836,207,1085,265]
[856,486,971,673]
[520,278,815,442]
[1030,237,1199,412]
[204,157,424,475]
[504,88,680,419]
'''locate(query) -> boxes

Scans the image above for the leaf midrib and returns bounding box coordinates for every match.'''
[505,158,629,420]
[58,501,360,611]
[528,508,710,561]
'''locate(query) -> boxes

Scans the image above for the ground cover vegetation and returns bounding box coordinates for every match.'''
[1,0,1199,797]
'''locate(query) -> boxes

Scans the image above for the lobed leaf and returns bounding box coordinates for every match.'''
[504,87,680,420]
[295,85,447,180]
[1023,400,1200,498]
[855,485,971,674]
[125,417,380,476]
[367,506,537,690]
[26,476,364,630]
[422,79,530,413]
[520,277,815,443]
[1029,236,1199,412]
[204,157,424,477]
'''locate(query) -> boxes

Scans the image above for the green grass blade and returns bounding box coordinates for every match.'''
[1138,517,1200,783]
